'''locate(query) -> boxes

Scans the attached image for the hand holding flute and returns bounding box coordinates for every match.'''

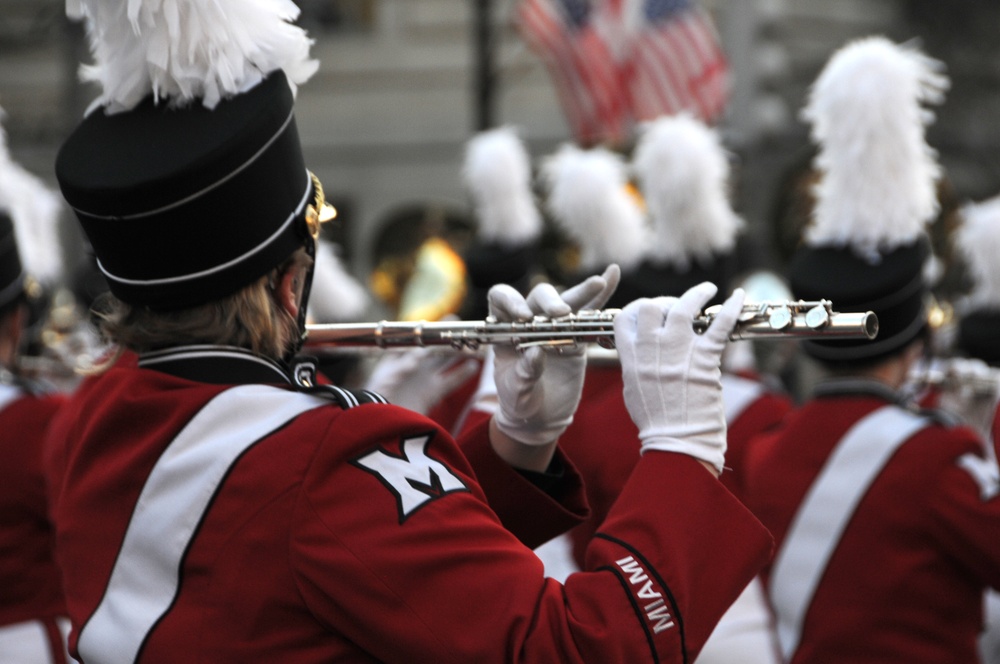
[484,264,620,470]
[615,284,745,476]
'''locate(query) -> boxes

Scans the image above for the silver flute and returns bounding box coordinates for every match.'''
[304,300,878,352]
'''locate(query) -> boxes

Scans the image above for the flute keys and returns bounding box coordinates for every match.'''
[768,305,793,330]
[702,303,756,322]
[805,304,831,329]
[702,304,722,320]
[740,305,761,322]
[694,304,728,334]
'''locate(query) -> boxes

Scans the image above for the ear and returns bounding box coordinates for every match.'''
[276,265,305,321]
[903,338,926,365]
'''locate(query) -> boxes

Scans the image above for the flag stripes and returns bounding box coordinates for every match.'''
[516,0,729,145]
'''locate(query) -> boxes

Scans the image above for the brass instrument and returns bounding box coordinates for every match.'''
[907,359,1000,400]
[304,300,878,353]
[906,358,1000,440]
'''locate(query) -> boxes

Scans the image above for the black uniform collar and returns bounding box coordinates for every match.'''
[138,345,292,385]
[812,377,906,405]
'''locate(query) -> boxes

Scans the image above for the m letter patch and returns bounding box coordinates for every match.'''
[353,433,469,522]
[957,452,1000,501]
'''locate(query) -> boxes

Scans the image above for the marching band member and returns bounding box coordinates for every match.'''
[540,141,649,305]
[741,36,1000,663]
[951,194,1000,448]
[0,108,71,663]
[368,127,545,423]
[458,125,546,321]
[535,115,789,664]
[536,139,659,408]
[378,126,543,423]
[948,194,1000,663]
[45,1,771,662]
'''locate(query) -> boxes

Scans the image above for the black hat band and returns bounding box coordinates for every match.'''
[801,300,927,362]
[789,239,930,363]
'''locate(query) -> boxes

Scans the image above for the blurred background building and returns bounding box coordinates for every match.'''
[2,0,1000,291]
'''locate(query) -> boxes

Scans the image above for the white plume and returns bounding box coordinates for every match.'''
[0,108,65,284]
[631,113,743,270]
[540,144,647,272]
[956,195,1000,310]
[308,240,372,323]
[69,0,319,114]
[802,36,948,260]
[462,126,542,247]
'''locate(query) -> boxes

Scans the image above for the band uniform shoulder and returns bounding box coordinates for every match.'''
[914,404,966,430]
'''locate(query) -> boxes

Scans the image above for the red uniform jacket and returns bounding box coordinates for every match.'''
[743,379,1000,663]
[0,381,69,661]
[46,345,771,664]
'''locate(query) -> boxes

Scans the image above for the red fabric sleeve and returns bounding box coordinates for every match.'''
[457,415,589,549]
[590,451,774,660]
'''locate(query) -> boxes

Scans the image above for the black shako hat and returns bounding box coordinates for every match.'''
[787,37,948,364]
[0,211,24,310]
[56,70,314,310]
[462,240,536,320]
[605,252,736,310]
[956,310,1000,366]
[789,239,929,362]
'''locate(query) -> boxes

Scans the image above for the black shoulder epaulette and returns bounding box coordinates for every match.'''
[289,355,389,409]
[299,383,389,410]
[914,405,963,429]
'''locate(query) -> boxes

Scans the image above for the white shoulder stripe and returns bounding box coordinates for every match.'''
[0,384,22,413]
[770,405,929,661]
[721,374,766,424]
[77,385,328,664]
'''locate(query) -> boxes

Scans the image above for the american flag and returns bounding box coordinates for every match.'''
[515,0,631,147]
[515,0,729,145]
[626,0,729,124]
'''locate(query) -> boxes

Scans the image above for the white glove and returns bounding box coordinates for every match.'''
[489,264,621,446]
[365,348,481,415]
[614,283,745,474]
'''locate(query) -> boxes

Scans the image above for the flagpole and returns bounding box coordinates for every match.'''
[473,0,497,131]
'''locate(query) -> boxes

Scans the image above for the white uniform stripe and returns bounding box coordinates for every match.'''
[0,383,23,413]
[721,374,765,424]
[77,385,328,664]
[770,405,928,660]
[0,618,68,664]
